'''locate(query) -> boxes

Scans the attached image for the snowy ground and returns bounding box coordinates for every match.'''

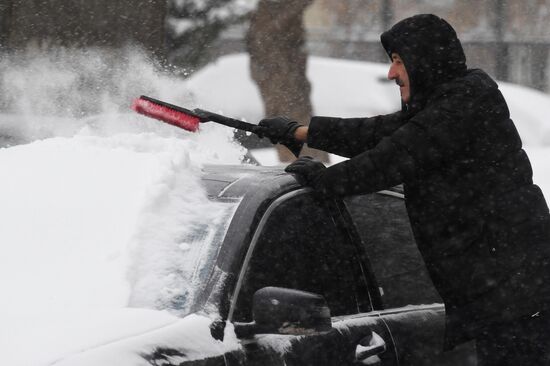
[0,51,549,365]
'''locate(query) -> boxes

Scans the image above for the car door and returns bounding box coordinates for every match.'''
[343,189,477,366]
[228,189,399,366]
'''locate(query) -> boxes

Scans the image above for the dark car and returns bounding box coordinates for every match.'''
[139,164,477,366]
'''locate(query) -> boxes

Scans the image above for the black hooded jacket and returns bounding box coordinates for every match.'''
[306,14,550,347]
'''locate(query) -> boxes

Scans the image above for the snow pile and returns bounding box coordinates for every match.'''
[0,128,244,364]
[1,131,241,312]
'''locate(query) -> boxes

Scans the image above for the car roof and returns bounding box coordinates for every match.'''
[201,164,299,199]
[201,163,404,199]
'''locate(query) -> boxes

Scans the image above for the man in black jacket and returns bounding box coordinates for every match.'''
[260,14,550,365]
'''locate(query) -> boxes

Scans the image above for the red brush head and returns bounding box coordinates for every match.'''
[132,97,200,132]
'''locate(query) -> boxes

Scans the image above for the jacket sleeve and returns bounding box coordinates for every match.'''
[306,111,407,158]
[314,92,476,196]
[315,135,416,196]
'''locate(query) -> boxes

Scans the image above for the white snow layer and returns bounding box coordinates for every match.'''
[1,50,549,365]
[0,131,244,364]
[4,312,239,366]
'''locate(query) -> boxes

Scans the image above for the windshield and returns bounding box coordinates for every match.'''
[127,197,240,316]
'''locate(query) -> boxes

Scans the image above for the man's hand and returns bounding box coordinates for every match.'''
[258,116,302,143]
[258,116,304,157]
[285,156,326,188]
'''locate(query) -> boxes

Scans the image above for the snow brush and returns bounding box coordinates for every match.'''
[131,95,302,157]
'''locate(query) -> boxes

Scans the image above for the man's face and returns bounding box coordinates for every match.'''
[388,53,410,103]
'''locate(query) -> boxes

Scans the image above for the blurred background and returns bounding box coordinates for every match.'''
[0,0,549,160]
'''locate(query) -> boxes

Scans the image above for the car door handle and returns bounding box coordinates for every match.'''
[356,330,387,362]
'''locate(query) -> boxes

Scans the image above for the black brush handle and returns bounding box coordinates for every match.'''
[194,108,266,136]
[196,108,302,157]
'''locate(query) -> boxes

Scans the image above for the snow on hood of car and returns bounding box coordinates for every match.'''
[3,310,238,366]
[59,314,240,366]
[0,128,244,365]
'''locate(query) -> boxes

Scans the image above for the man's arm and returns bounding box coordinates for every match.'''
[258,111,406,158]
[310,135,415,196]
[305,111,406,158]
[289,92,477,196]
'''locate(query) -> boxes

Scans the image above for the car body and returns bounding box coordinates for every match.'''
[47,164,478,365]
[135,164,475,366]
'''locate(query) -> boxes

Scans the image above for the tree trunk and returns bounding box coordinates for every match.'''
[0,0,12,51]
[247,0,328,162]
[492,0,509,81]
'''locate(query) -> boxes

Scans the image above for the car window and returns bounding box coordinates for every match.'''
[232,191,372,322]
[344,192,442,309]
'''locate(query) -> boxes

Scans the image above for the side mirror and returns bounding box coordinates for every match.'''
[234,287,332,338]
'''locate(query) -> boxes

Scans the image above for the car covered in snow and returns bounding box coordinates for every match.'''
[133,164,477,366]
[3,153,478,366]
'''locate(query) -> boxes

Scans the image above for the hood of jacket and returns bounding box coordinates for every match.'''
[380,14,467,112]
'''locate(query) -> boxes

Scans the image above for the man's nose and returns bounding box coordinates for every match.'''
[388,64,397,80]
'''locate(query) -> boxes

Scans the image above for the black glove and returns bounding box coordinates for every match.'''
[285,156,326,188]
[258,116,304,157]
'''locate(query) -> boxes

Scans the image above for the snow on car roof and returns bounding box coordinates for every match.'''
[0,130,244,365]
